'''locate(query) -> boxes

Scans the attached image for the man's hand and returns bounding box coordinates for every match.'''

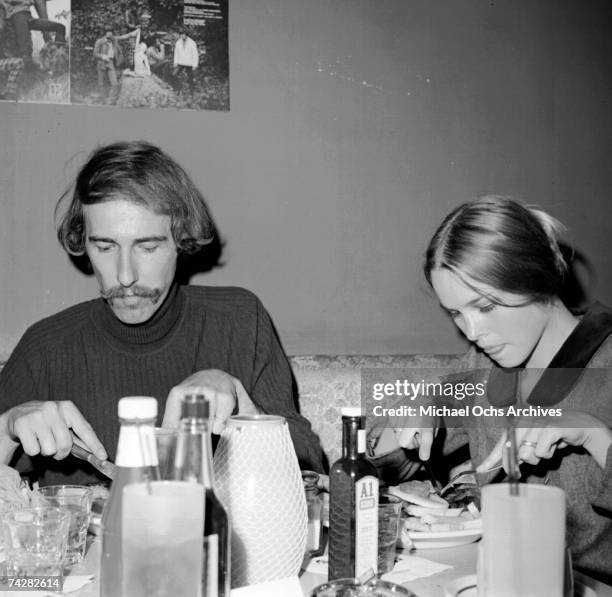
[477,411,612,472]
[163,369,258,434]
[3,401,107,461]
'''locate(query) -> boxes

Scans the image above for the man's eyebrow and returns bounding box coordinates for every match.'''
[88,235,115,243]
[88,235,169,243]
[133,236,169,243]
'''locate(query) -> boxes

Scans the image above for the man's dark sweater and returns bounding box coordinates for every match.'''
[0,285,324,485]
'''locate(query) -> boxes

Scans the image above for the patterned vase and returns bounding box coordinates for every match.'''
[213,415,307,588]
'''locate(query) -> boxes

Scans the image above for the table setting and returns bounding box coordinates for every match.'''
[0,405,611,597]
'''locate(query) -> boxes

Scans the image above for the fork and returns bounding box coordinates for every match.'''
[439,464,504,496]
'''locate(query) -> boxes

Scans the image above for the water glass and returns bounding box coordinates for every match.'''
[479,484,566,597]
[303,470,324,556]
[154,427,178,479]
[2,507,70,578]
[377,493,401,575]
[122,481,205,597]
[34,485,92,566]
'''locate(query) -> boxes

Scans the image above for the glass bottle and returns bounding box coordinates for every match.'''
[172,393,230,597]
[328,407,379,580]
[100,396,160,597]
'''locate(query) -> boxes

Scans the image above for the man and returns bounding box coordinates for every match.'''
[0,141,324,485]
[173,29,198,101]
[93,29,121,104]
[146,36,171,81]
[3,0,66,70]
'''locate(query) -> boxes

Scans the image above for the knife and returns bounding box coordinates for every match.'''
[70,443,116,480]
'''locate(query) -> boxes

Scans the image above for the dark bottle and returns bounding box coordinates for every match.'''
[172,394,231,597]
[328,407,379,580]
[100,396,160,597]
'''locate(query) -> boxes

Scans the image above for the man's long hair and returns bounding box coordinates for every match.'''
[56,140,214,255]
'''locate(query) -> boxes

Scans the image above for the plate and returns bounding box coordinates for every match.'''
[404,528,482,550]
[443,574,598,597]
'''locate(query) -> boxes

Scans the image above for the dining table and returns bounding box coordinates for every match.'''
[66,535,612,597]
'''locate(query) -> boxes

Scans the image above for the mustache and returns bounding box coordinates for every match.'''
[100,286,163,303]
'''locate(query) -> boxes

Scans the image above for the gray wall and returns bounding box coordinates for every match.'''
[1,0,611,360]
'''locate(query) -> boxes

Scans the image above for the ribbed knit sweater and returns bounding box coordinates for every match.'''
[0,284,324,485]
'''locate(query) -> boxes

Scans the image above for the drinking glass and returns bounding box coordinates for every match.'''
[479,484,566,597]
[303,470,324,556]
[122,480,205,597]
[2,507,70,578]
[154,427,178,479]
[34,485,92,566]
[377,493,401,575]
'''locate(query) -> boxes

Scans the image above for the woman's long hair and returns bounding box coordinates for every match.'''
[424,195,567,304]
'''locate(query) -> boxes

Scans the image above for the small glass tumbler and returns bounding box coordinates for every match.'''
[302,470,324,557]
[33,485,92,567]
[377,493,401,575]
[154,427,179,480]
[2,507,70,578]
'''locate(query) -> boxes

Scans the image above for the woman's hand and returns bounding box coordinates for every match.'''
[477,411,612,472]
[396,426,438,461]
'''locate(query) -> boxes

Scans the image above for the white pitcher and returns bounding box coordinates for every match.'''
[213,415,307,588]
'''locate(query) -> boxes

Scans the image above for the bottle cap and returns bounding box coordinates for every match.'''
[341,407,363,418]
[181,394,210,419]
[118,396,158,419]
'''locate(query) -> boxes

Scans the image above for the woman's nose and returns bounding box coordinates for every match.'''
[464,315,483,342]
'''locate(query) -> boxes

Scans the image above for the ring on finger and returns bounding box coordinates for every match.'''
[520,440,537,448]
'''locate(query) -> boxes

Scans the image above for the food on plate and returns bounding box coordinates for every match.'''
[388,480,450,510]
[444,483,481,511]
[0,465,31,515]
[388,479,482,547]
[0,465,32,548]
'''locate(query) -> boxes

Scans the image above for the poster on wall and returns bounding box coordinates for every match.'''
[0,0,229,111]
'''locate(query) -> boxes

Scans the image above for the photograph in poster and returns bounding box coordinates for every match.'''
[0,0,70,103]
[0,0,229,110]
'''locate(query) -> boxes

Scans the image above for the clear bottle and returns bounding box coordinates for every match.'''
[328,407,379,580]
[302,471,324,556]
[172,394,230,597]
[100,396,160,597]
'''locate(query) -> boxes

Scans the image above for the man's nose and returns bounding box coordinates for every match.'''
[117,250,137,287]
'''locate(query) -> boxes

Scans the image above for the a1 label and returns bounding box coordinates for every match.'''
[354,475,379,577]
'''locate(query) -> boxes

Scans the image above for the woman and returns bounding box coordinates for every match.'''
[375,196,612,582]
[132,41,151,77]
[117,41,176,108]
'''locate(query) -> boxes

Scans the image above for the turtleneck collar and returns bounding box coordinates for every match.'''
[91,283,185,351]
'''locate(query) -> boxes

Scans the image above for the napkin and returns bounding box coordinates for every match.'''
[0,574,94,596]
[304,553,451,583]
[381,553,452,583]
